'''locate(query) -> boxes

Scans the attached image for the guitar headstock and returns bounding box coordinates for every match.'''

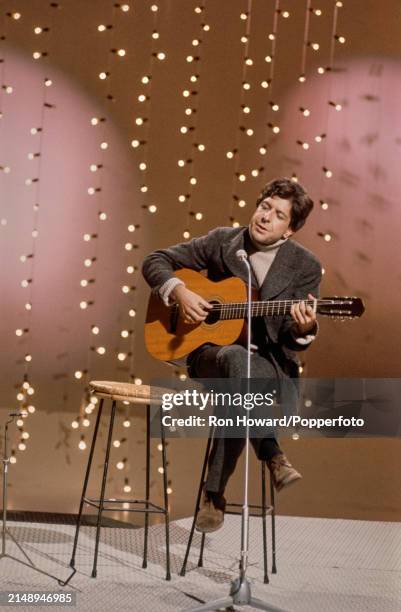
[317,297,365,319]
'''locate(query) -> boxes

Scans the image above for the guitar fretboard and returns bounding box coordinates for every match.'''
[212,299,329,320]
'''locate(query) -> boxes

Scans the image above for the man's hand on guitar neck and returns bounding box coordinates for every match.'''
[171,284,213,324]
[290,293,318,336]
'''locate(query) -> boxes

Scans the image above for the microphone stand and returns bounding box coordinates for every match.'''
[1,413,65,582]
[185,252,286,611]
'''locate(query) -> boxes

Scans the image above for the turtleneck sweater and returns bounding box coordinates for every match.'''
[246,230,287,289]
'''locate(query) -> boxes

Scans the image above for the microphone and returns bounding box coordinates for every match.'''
[8,412,27,417]
[236,249,248,262]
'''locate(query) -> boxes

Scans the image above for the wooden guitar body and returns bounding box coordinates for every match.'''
[145,269,249,361]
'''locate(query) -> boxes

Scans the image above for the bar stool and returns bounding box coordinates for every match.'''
[69,380,172,580]
[180,433,277,583]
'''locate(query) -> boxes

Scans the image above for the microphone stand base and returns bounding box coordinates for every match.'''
[184,575,287,611]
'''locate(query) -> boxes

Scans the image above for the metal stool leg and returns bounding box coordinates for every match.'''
[261,461,269,584]
[198,532,206,567]
[160,407,171,580]
[270,476,277,574]
[142,405,150,570]
[91,399,117,578]
[69,398,104,568]
[180,434,213,576]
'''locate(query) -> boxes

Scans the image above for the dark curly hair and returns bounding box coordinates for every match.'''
[255,177,314,232]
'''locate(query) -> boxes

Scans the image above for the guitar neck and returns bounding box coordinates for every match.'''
[215,299,324,320]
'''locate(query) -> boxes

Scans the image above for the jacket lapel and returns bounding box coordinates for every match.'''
[220,227,251,285]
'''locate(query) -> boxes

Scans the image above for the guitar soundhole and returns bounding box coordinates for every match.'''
[205,300,222,325]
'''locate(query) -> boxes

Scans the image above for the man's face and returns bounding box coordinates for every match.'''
[249,195,293,246]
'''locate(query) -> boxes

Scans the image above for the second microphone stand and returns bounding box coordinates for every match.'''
[1,413,62,582]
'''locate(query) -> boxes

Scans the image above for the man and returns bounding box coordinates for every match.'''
[142,177,321,532]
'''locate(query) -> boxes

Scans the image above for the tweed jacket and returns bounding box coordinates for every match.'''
[142,226,322,377]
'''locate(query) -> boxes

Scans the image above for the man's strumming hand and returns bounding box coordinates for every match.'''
[171,285,212,324]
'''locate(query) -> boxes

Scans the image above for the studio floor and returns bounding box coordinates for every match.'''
[0,514,400,611]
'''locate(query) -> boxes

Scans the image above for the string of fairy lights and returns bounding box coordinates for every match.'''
[261,0,282,144]
[226,0,255,226]
[131,1,166,218]
[2,5,60,464]
[1,13,19,464]
[127,2,174,499]
[71,3,140,503]
[1,11,25,461]
[71,2,118,457]
[0,9,13,213]
[113,5,153,498]
[315,0,345,245]
[125,0,166,382]
[177,3,209,239]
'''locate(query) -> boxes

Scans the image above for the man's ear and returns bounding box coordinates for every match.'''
[282,228,294,239]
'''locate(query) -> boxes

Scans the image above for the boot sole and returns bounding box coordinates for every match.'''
[275,473,302,492]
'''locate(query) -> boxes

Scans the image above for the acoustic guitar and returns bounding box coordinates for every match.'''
[144,268,365,362]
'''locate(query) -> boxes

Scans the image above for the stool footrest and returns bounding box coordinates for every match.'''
[225,502,273,517]
[84,497,167,514]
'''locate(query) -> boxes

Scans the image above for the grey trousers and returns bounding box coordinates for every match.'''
[188,344,283,496]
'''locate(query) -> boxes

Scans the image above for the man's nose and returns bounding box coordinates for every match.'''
[261,210,272,222]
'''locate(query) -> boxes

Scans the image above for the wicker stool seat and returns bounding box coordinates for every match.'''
[69,381,171,580]
[89,380,172,404]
